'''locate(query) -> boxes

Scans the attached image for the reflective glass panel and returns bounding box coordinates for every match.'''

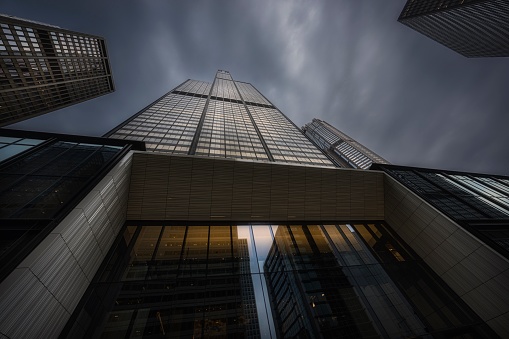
[67,224,494,339]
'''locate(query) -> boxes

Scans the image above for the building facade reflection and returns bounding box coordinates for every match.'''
[264,224,494,338]
[67,225,262,338]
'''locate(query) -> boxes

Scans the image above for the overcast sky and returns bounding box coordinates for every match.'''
[3,0,508,175]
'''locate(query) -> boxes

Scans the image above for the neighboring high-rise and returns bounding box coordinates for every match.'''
[0,14,114,126]
[264,224,494,338]
[398,0,509,57]
[106,70,334,167]
[1,71,508,338]
[302,118,389,169]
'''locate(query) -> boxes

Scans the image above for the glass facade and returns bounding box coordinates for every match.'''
[0,141,122,219]
[375,164,509,257]
[0,129,141,283]
[302,118,389,169]
[0,14,114,126]
[195,100,269,161]
[250,107,331,166]
[398,0,509,57]
[64,223,493,339]
[108,71,335,167]
[235,82,272,106]
[0,135,44,161]
[110,92,205,153]
[174,80,211,96]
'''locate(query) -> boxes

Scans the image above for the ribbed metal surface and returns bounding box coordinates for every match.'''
[0,268,70,338]
[59,209,103,280]
[0,152,132,338]
[127,152,384,221]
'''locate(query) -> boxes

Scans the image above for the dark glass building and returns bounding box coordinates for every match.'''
[302,118,389,169]
[372,163,509,257]
[0,14,114,126]
[1,71,508,338]
[398,0,509,57]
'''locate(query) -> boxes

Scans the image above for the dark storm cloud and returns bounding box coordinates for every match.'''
[3,0,508,174]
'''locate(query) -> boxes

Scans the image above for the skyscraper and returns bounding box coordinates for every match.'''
[302,118,389,169]
[398,0,509,57]
[0,14,114,126]
[1,71,508,338]
[106,70,334,167]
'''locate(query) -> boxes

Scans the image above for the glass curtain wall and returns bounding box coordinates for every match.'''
[376,165,509,255]
[66,223,494,339]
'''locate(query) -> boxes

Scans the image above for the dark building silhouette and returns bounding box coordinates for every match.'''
[0,14,114,126]
[398,0,509,57]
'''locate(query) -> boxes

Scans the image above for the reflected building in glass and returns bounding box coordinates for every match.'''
[302,118,389,169]
[1,70,509,338]
[264,224,493,338]
[0,14,114,126]
[398,0,509,57]
[238,238,262,338]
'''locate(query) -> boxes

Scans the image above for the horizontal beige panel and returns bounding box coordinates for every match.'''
[127,152,384,222]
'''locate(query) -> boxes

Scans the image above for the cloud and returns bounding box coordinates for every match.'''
[4,0,508,175]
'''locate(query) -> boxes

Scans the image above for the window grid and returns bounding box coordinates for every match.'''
[249,106,334,166]
[72,223,491,339]
[174,79,211,96]
[235,81,272,106]
[0,18,113,126]
[211,78,241,101]
[110,93,205,154]
[195,99,268,161]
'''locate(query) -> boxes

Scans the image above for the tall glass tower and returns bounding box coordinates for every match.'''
[0,14,114,126]
[106,70,334,167]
